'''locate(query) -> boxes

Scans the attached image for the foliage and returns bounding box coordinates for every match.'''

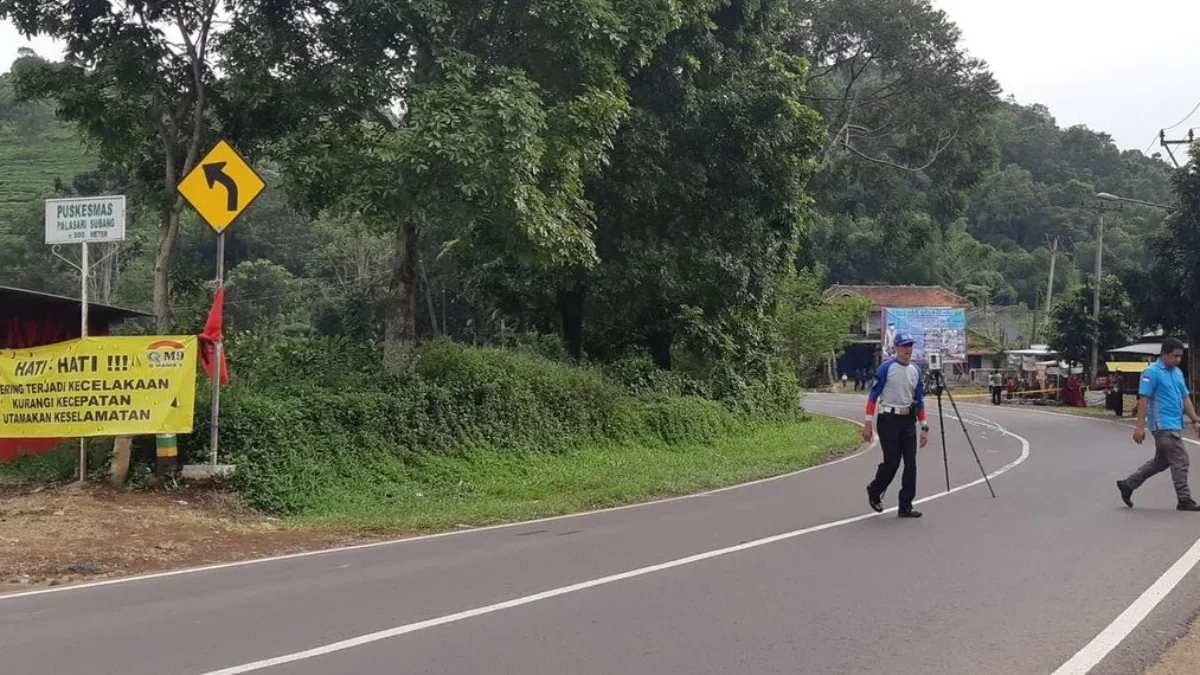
[1046,273,1137,369]
[775,270,872,386]
[180,339,797,515]
[1,0,225,330]
[576,0,826,370]
[220,0,715,371]
[1131,145,1200,341]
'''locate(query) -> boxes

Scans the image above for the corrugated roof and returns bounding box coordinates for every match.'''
[826,284,969,308]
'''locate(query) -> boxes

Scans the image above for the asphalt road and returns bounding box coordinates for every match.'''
[5,394,1200,675]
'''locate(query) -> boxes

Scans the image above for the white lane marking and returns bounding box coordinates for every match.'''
[194,416,1029,675]
[0,415,873,602]
[1051,536,1200,675]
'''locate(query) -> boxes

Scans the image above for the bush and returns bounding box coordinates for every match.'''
[183,339,756,515]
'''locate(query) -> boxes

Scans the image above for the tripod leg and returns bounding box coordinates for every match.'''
[937,388,949,492]
[943,383,997,498]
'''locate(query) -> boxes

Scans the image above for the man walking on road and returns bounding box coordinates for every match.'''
[862,332,929,518]
[1117,338,1200,511]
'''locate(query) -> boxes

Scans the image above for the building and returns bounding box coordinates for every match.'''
[0,285,151,461]
[826,284,970,379]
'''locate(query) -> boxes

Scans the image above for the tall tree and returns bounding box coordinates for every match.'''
[2,0,225,331]
[222,0,710,373]
[789,0,1001,215]
[1132,144,1200,393]
[1046,273,1136,372]
[580,0,825,368]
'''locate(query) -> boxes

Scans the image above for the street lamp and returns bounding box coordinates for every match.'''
[1088,192,1176,385]
[1095,192,1177,212]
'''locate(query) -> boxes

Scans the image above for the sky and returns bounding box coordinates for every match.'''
[3,0,1199,155]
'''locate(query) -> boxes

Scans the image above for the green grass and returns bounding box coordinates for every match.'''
[288,416,861,533]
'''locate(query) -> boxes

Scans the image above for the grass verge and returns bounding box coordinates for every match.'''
[290,416,861,533]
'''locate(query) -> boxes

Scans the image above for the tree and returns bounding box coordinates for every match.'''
[775,270,871,386]
[222,0,711,373]
[1046,273,1136,372]
[2,0,225,331]
[789,0,1001,215]
[1133,144,1200,394]
[578,0,825,369]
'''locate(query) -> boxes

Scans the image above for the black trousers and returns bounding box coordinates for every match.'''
[868,412,918,510]
[991,386,1002,405]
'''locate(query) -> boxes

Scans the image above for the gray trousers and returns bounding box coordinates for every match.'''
[1126,431,1192,502]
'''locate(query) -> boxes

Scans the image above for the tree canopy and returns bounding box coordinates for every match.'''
[0,0,1180,384]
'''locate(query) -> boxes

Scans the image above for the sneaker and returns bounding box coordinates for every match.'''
[898,509,923,518]
[867,486,883,513]
[1117,480,1133,507]
[1177,500,1200,511]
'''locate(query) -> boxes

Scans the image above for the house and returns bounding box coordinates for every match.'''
[0,285,151,461]
[825,284,970,379]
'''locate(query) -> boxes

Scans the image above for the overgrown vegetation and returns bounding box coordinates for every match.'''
[176,338,846,521]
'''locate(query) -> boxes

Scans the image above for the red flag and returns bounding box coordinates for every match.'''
[198,287,230,386]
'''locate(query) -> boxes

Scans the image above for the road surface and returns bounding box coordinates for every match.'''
[4,393,1200,675]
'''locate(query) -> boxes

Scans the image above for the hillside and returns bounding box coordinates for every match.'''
[809,96,1176,311]
[0,63,97,222]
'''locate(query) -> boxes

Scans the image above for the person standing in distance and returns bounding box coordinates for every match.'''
[1117,338,1200,511]
[862,332,929,518]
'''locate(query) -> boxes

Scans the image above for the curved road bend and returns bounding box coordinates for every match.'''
[0,393,1198,674]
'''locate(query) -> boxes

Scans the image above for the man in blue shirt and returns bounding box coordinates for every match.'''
[1117,338,1200,511]
[862,332,929,518]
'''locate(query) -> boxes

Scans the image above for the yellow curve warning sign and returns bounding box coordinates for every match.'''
[0,336,198,438]
[176,139,266,233]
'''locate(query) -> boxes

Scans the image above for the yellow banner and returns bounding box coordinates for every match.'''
[0,336,197,438]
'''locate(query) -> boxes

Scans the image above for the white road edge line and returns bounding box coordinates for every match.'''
[193,415,1029,675]
[1051,536,1200,675]
[0,414,875,602]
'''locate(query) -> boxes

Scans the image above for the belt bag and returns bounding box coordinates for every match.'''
[880,405,913,415]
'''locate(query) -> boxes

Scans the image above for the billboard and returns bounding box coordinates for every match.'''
[881,307,968,365]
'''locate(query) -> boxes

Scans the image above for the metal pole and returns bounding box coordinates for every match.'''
[1044,237,1058,329]
[210,233,225,468]
[1090,214,1104,384]
[79,240,89,482]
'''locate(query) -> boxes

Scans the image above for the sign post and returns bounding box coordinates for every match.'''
[44,195,127,481]
[177,139,266,472]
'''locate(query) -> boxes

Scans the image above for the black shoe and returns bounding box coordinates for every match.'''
[898,509,922,518]
[867,486,883,513]
[1117,480,1133,507]
[1178,500,1200,511]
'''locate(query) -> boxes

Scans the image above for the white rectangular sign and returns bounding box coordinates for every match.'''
[44,195,126,245]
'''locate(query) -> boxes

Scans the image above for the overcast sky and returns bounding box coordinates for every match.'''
[3,0,1199,155]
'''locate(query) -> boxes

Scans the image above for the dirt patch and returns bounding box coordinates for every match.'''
[0,483,372,590]
[1145,623,1200,675]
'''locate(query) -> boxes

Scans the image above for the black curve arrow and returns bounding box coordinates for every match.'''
[203,161,239,211]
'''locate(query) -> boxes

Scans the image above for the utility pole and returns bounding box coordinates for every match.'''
[1090,215,1104,384]
[1044,236,1059,330]
[1159,129,1194,169]
[1157,129,1198,402]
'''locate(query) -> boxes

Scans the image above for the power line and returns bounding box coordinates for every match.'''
[1143,98,1200,155]
[1163,97,1200,132]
